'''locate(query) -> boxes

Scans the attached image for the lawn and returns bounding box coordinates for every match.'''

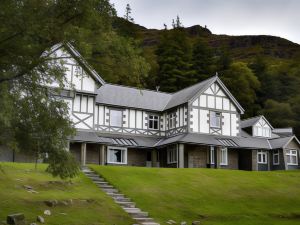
[90,165,300,225]
[0,163,134,225]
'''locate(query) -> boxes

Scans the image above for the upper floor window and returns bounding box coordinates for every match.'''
[286,149,298,165]
[73,94,94,113]
[110,109,122,127]
[257,150,268,164]
[149,115,159,130]
[220,147,228,165]
[253,126,271,137]
[169,112,176,129]
[210,111,221,128]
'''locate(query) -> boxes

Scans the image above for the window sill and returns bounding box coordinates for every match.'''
[257,162,268,164]
[287,163,298,166]
[220,163,228,166]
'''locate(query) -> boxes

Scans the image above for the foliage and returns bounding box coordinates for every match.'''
[92,165,300,225]
[0,0,150,178]
[156,28,196,92]
[124,3,134,22]
[0,163,134,224]
[221,62,261,117]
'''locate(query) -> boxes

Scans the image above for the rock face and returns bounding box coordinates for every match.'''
[6,213,25,225]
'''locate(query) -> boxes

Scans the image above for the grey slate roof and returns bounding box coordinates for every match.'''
[240,116,261,128]
[96,84,172,111]
[96,75,245,112]
[155,133,271,149]
[97,133,160,148]
[70,131,109,143]
[268,136,299,149]
[164,76,216,110]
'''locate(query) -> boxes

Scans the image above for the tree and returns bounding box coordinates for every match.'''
[221,62,261,117]
[124,3,134,22]
[156,28,195,92]
[192,38,215,81]
[0,0,149,178]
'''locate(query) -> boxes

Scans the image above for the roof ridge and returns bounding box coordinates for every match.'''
[241,115,262,122]
[171,75,217,94]
[104,83,172,95]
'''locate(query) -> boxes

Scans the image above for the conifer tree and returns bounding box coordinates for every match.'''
[124,3,134,22]
[156,28,195,92]
[192,38,215,81]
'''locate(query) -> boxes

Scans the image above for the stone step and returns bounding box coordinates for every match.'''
[94,181,108,184]
[102,188,119,193]
[133,217,155,223]
[108,193,125,198]
[116,201,135,208]
[123,208,141,213]
[128,211,149,218]
[97,184,114,188]
[113,197,131,202]
[141,222,160,225]
[90,177,105,181]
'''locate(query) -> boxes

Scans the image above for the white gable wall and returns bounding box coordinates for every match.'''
[47,47,98,92]
[253,117,272,138]
[189,82,240,136]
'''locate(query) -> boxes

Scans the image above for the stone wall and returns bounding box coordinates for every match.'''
[187,145,208,168]
[127,148,147,167]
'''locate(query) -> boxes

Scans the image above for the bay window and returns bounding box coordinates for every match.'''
[286,149,298,165]
[167,146,177,164]
[273,150,279,165]
[220,147,228,165]
[210,146,215,164]
[107,147,127,164]
[257,150,268,164]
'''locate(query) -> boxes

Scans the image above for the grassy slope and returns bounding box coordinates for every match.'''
[90,166,300,225]
[0,163,134,225]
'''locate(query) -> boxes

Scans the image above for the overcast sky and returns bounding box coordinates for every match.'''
[110,0,300,44]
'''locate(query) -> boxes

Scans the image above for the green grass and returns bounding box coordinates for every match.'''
[90,165,300,225]
[0,163,134,225]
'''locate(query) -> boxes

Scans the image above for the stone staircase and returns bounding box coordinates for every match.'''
[82,167,160,225]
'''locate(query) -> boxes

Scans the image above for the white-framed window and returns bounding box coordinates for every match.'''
[286,149,298,165]
[210,111,221,128]
[257,150,268,164]
[220,147,228,165]
[273,150,280,165]
[73,94,94,113]
[253,126,271,138]
[167,145,177,164]
[110,109,122,127]
[148,114,159,130]
[107,146,127,164]
[210,146,215,164]
[169,112,176,129]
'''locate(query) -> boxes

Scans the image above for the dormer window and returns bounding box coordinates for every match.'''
[210,111,221,128]
[253,126,271,138]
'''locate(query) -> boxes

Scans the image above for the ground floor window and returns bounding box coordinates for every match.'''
[107,146,127,164]
[273,150,280,165]
[257,150,268,164]
[210,146,215,164]
[220,147,228,165]
[286,149,298,165]
[167,146,177,164]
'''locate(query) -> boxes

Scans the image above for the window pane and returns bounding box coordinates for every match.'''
[74,95,81,111]
[81,96,87,112]
[110,110,122,127]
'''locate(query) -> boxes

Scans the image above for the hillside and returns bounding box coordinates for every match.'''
[0,163,134,225]
[91,165,300,225]
[114,18,300,61]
